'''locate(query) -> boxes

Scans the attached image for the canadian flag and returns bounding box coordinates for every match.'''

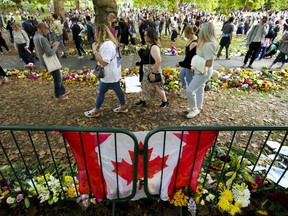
[62,130,218,201]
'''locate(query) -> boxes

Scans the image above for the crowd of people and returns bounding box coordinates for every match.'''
[1,3,288,119]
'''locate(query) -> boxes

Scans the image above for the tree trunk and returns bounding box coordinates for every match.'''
[173,0,179,14]
[75,0,80,10]
[53,0,65,17]
[92,0,118,25]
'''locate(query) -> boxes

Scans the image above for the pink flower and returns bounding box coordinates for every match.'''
[16,194,23,202]
[80,194,87,201]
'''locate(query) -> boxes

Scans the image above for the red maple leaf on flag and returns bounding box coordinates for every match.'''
[112,141,169,185]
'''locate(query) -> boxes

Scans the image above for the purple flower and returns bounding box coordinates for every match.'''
[255,176,263,185]
[16,194,23,202]
[9,182,14,189]
[0,179,5,186]
[4,186,9,191]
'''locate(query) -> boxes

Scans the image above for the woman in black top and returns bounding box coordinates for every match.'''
[175,25,198,98]
[136,28,169,108]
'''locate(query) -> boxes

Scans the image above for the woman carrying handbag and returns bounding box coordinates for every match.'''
[33,22,68,99]
[84,24,128,118]
[135,27,169,108]
[186,22,218,118]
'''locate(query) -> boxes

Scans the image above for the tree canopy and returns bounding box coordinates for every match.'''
[1,0,288,14]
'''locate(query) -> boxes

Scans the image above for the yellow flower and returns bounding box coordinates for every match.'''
[234,201,242,208]
[196,185,204,195]
[64,176,73,185]
[195,195,201,204]
[218,182,225,190]
[67,187,75,198]
[37,176,45,182]
[217,197,231,212]
[221,189,233,202]
[229,204,241,216]
[257,210,268,215]
[1,190,9,196]
[223,82,229,88]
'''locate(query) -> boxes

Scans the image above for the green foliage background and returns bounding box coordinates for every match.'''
[1,0,288,13]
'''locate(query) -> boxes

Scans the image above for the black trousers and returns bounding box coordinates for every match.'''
[0,37,9,52]
[244,42,261,65]
[74,37,85,56]
[0,65,7,77]
[17,43,35,64]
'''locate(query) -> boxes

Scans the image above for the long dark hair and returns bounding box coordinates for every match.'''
[145,27,160,47]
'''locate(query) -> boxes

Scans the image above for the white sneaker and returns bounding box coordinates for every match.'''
[179,91,187,99]
[3,77,8,84]
[187,109,200,118]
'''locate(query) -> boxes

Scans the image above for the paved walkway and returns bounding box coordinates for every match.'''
[0,53,275,71]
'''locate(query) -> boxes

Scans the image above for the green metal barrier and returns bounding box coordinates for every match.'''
[0,126,139,215]
[1,125,288,215]
[143,126,288,215]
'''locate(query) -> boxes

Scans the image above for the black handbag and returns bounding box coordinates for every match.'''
[147,46,163,83]
[93,65,104,78]
[93,49,118,78]
[148,72,162,83]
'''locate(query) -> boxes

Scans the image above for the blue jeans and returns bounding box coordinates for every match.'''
[51,70,66,98]
[96,81,125,108]
[55,35,66,55]
[256,47,267,60]
[187,69,212,110]
[179,67,194,89]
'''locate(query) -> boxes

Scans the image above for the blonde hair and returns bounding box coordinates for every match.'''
[197,22,218,49]
[10,22,21,29]
[184,25,198,35]
[95,24,119,50]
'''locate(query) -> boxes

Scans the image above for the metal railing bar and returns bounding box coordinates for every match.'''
[61,133,79,197]
[44,131,66,196]
[159,131,167,195]
[10,130,38,196]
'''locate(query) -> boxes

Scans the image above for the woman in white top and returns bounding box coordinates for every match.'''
[84,24,127,118]
[10,22,34,65]
[186,22,218,118]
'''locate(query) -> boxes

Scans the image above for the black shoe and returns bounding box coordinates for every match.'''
[248,65,253,69]
[136,100,146,107]
[160,100,169,108]
[90,57,95,60]
[61,55,67,58]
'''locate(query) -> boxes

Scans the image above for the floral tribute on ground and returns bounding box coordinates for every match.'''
[4,66,288,94]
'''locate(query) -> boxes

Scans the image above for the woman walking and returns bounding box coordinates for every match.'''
[10,22,34,65]
[84,24,128,118]
[186,22,218,118]
[175,25,198,98]
[136,27,169,108]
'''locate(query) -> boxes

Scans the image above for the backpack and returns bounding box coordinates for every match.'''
[274,24,280,33]
[22,21,35,37]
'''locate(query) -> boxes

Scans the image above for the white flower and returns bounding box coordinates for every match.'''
[205,193,215,202]
[200,199,205,205]
[48,175,61,194]
[232,183,251,207]
[14,187,21,192]
[6,197,16,204]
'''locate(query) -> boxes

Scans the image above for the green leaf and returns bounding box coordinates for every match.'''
[24,197,30,208]
[225,171,234,177]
